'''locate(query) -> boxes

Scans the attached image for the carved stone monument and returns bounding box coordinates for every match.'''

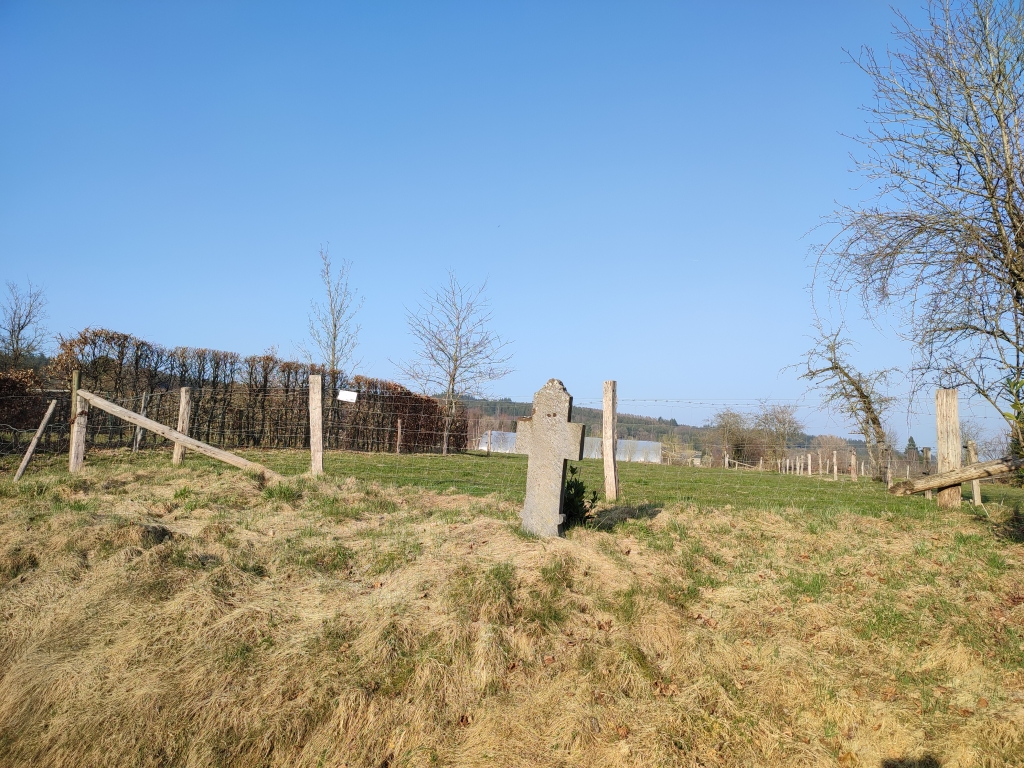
[516,379,586,537]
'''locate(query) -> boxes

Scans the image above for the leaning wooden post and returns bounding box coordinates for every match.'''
[967,439,981,507]
[15,400,57,481]
[602,380,619,501]
[935,388,962,508]
[132,392,150,453]
[396,418,402,454]
[69,393,88,473]
[309,375,323,476]
[172,387,192,466]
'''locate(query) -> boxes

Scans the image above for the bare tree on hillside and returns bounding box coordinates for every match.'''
[0,280,48,370]
[816,0,1024,458]
[395,272,513,454]
[301,246,362,378]
[799,325,895,474]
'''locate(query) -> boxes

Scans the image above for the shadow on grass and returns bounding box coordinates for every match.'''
[881,756,941,768]
[586,503,663,531]
[997,504,1024,543]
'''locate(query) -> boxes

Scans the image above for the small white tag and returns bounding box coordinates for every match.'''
[336,390,358,403]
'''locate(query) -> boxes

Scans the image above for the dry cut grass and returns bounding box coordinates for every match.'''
[1,450,1023,767]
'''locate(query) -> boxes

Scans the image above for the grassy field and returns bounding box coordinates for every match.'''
[1,448,1023,767]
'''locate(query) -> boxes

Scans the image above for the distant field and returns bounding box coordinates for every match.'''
[2,449,1023,766]
[239,448,1024,518]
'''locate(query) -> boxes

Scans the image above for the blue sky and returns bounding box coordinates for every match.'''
[2,1,993,444]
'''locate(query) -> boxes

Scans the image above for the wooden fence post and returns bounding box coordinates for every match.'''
[69,370,79,427]
[603,380,619,501]
[833,451,838,481]
[967,439,981,507]
[172,387,192,466]
[15,400,57,481]
[132,392,150,453]
[309,375,323,476]
[935,388,962,508]
[850,452,858,481]
[486,430,492,456]
[69,394,88,473]
[396,418,402,454]
[922,446,932,499]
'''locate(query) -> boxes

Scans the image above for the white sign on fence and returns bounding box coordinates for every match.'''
[336,390,358,403]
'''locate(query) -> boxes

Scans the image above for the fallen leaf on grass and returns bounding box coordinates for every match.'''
[978,697,989,709]
[838,751,858,766]
[543,655,555,665]
[616,725,630,738]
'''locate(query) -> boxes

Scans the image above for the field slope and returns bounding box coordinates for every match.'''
[1,450,1023,767]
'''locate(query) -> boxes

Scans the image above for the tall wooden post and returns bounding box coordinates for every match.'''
[172,387,192,466]
[69,393,88,473]
[850,451,858,481]
[818,451,823,475]
[396,418,402,454]
[486,430,492,456]
[935,388,962,508]
[966,439,981,507]
[603,380,619,502]
[833,451,838,481]
[68,371,81,468]
[309,375,323,476]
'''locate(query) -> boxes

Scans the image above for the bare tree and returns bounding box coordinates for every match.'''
[706,409,750,464]
[798,325,895,474]
[753,403,805,461]
[816,0,1024,457]
[301,246,362,377]
[395,272,513,454]
[0,280,48,370]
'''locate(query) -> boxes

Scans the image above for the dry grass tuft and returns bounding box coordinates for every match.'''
[0,451,1022,766]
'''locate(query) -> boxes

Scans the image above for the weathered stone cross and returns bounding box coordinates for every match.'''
[515,379,586,537]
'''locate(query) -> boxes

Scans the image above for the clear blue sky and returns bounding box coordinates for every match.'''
[2,1,988,444]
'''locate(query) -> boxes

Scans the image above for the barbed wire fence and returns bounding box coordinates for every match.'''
[6,383,1016,514]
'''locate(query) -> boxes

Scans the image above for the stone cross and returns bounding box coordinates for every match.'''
[515,379,586,537]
